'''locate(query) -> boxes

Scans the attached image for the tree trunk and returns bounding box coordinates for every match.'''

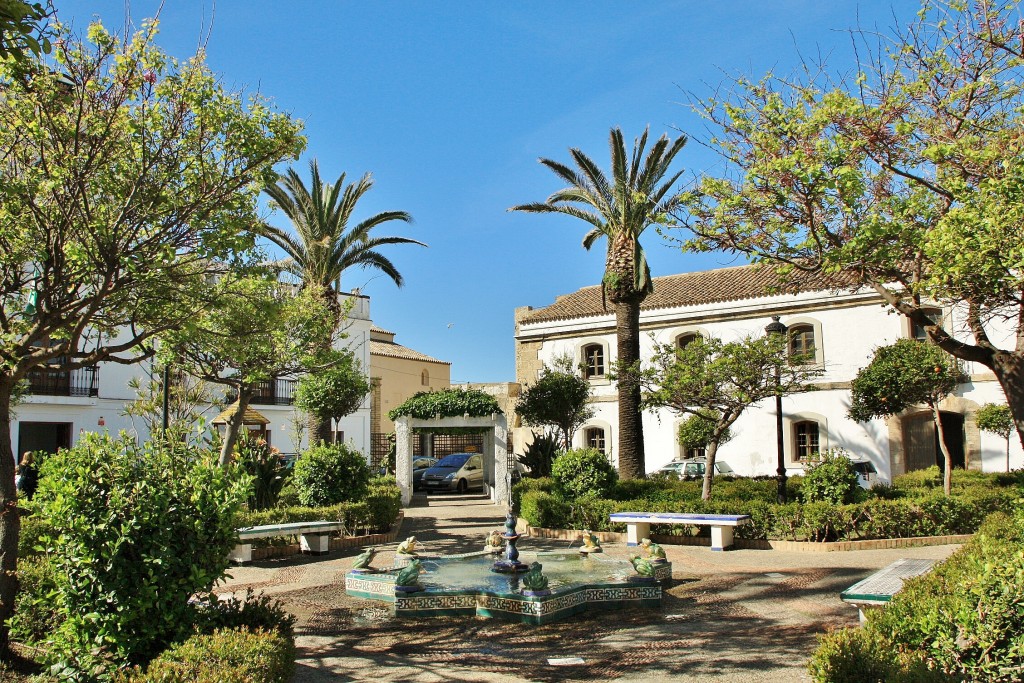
[219,389,254,466]
[990,351,1024,453]
[931,402,953,497]
[701,438,721,501]
[0,376,21,655]
[614,296,645,479]
[307,413,333,448]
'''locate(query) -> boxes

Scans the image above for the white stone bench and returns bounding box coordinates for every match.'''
[609,512,752,551]
[840,558,935,624]
[230,520,344,563]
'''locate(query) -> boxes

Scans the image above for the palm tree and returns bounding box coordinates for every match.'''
[510,128,687,479]
[259,159,425,443]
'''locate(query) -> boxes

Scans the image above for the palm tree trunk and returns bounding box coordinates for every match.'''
[615,296,645,479]
[931,402,953,497]
[0,375,22,656]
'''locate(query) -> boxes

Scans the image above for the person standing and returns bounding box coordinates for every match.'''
[16,451,38,501]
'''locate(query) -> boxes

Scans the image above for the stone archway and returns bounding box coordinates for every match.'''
[393,414,509,507]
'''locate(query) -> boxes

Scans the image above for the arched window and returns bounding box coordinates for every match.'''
[793,421,820,461]
[585,427,606,454]
[788,325,816,365]
[582,344,605,379]
[421,369,430,386]
[676,332,702,350]
[910,308,942,341]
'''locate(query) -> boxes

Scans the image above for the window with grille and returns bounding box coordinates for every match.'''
[910,309,942,341]
[421,369,429,386]
[788,325,816,365]
[793,421,820,461]
[676,333,701,350]
[583,344,605,379]
[585,427,606,454]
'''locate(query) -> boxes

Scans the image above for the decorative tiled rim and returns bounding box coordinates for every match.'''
[249,511,405,561]
[344,564,668,625]
[523,522,972,553]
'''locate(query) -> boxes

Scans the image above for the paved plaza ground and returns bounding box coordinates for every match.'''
[219,493,959,683]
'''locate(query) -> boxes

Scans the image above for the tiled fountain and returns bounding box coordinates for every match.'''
[345,512,670,625]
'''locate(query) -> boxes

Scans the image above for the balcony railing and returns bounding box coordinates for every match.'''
[228,378,296,406]
[27,366,99,398]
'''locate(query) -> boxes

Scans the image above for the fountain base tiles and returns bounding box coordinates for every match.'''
[346,551,669,626]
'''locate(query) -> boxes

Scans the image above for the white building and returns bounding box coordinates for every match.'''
[13,293,373,459]
[514,264,1022,482]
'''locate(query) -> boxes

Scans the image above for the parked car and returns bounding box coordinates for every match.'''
[412,456,437,491]
[848,457,878,489]
[421,452,485,493]
[654,458,734,480]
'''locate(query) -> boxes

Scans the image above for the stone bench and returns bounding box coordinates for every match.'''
[230,520,344,563]
[840,558,935,624]
[609,512,751,551]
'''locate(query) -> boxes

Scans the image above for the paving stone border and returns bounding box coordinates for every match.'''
[522,521,972,552]
[249,511,405,561]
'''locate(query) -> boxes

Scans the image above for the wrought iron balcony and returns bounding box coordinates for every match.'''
[228,378,296,406]
[26,365,99,398]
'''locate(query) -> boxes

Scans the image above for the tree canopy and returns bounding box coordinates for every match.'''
[641,334,821,499]
[515,354,594,450]
[678,0,1024,450]
[848,339,962,494]
[294,350,371,443]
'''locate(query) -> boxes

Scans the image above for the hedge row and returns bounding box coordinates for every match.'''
[119,627,295,683]
[236,477,401,535]
[517,479,1018,542]
[809,510,1024,681]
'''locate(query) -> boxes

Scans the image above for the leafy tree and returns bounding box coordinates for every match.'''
[294,350,371,444]
[511,128,688,479]
[676,411,733,456]
[679,0,1024,451]
[848,339,961,495]
[162,275,336,465]
[515,353,594,450]
[258,160,425,443]
[0,21,302,648]
[976,403,1014,473]
[123,367,218,437]
[641,335,821,500]
[36,433,248,671]
[0,0,50,62]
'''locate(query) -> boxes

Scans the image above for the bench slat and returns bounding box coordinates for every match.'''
[610,512,751,527]
[841,558,935,604]
[237,520,343,540]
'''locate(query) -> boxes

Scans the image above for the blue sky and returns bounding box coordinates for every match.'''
[58,1,917,382]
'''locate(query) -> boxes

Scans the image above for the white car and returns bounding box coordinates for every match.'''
[654,459,734,479]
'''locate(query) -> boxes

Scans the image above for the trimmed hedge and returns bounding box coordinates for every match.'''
[236,476,401,535]
[810,509,1024,681]
[515,469,1020,542]
[121,627,294,683]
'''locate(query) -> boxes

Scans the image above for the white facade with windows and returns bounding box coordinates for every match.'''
[514,264,1022,482]
[12,293,374,460]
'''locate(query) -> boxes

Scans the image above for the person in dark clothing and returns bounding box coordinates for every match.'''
[16,451,38,500]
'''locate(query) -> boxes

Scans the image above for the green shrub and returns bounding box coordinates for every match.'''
[867,510,1024,681]
[8,554,62,644]
[125,627,294,683]
[801,450,862,505]
[512,477,553,513]
[363,475,402,531]
[292,442,371,507]
[550,448,617,501]
[36,433,248,671]
[18,514,53,558]
[236,436,290,511]
[190,590,295,640]
[807,627,941,683]
[275,480,301,507]
[519,491,571,529]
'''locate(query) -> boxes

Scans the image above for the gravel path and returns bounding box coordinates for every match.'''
[218,492,958,682]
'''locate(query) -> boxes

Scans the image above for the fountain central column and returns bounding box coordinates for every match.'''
[492,508,527,573]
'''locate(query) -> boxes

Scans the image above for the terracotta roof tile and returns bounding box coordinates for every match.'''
[519,264,860,324]
[370,339,450,365]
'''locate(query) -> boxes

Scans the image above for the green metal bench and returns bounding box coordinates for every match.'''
[230,520,344,563]
[840,558,935,623]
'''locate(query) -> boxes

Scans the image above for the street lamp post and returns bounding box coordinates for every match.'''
[764,316,788,504]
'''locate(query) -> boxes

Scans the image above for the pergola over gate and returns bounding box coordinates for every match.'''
[393,414,509,507]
